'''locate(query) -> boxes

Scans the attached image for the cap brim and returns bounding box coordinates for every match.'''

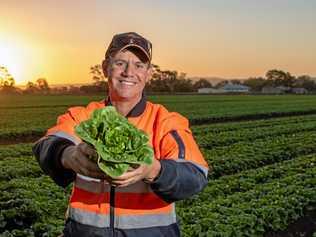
[119,44,151,63]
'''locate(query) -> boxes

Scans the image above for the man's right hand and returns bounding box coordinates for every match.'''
[61,143,107,179]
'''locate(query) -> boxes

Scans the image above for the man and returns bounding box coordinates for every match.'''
[33,32,209,237]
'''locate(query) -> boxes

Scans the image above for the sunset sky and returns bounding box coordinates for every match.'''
[0,0,315,85]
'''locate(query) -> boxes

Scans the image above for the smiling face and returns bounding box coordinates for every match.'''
[104,49,152,104]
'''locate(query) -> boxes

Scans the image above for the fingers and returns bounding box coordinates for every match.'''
[112,178,137,187]
[62,143,104,179]
[111,160,160,187]
[110,165,146,187]
[64,143,153,185]
[76,143,102,173]
[77,158,106,178]
[114,165,143,180]
[76,153,101,173]
[78,142,97,158]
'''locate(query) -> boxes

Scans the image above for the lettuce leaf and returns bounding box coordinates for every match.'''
[75,106,153,177]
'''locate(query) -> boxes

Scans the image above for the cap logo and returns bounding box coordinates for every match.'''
[130,38,134,44]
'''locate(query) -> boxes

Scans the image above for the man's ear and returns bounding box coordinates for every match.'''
[102,60,108,78]
[146,65,153,82]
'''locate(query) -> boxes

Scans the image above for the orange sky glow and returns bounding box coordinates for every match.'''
[1,1,315,85]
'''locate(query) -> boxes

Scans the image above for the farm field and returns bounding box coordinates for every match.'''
[0,94,316,237]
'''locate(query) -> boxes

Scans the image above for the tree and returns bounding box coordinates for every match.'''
[0,66,16,93]
[243,77,266,92]
[36,78,50,94]
[90,65,107,85]
[214,80,229,89]
[162,70,178,93]
[174,78,194,92]
[146,64,168,92]
[294,75,316,91]
[193,78,212,90]
[146,64,194,93]
[90,64,108,93]
[23,78,50,94]
[25,81,39,94]
[265,69,295,87]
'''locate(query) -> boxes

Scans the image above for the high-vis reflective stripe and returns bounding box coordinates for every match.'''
[170,130,185,159]
[116,207,177,229]
[68,204,176,229]
[77,173,101,182]
[75,176,153,194]
[69,206,110,228]
[75,176,110,193]
[52,131,81,145]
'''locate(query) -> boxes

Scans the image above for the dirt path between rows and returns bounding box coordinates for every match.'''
[0,134,42,145]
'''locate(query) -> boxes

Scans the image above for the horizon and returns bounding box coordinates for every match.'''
[1,0,316,86]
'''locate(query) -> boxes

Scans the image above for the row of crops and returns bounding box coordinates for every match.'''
[0,94,316,236]
[178,115,316,236]
[0,144,69,236]
[2,94,316,139]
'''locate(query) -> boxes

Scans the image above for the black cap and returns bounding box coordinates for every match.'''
[104,32,152,67]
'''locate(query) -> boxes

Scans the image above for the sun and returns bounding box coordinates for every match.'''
[0,37,26,85]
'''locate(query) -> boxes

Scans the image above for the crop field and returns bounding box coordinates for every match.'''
[0,94,316,237]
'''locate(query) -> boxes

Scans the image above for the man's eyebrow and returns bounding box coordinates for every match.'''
[113,59,146,64]
[135,61,147,64]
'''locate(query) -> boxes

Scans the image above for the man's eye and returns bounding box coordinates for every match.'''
[115,62,124,66]
[136,64,145,69]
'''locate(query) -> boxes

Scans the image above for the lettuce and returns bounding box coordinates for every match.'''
[75,106,153,177]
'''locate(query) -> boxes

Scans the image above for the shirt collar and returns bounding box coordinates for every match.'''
[105,93,147,117]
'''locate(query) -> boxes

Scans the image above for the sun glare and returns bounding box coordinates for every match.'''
[0,37,26,85]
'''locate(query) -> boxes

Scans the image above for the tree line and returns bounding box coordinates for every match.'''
[1,64,315,95]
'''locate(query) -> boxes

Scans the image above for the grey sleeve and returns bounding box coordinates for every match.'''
[32,136,76,187]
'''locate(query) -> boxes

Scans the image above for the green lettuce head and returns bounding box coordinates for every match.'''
[75,106,153,177]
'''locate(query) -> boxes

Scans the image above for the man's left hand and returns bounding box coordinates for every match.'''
[111,158,161,187]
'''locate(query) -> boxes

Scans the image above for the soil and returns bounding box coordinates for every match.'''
[0,134,41,145]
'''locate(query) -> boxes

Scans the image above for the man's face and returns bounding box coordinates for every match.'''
[106,49,152,103]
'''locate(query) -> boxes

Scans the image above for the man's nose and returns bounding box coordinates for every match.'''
[122,63,135,77]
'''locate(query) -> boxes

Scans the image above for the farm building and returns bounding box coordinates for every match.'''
[197,88,225,94]
[221,83,250,93]
[262,86,291,94]
[291,88,308,94]
[198,83,250,94]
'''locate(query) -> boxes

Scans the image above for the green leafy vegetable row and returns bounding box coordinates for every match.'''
[0,144,33,160]
[180,154,316,206]
[0,176,70,237]
[195,118,316,148]
[2,95,316,137]
[203,130,316,177]
[0,156,42,181]
[177,167,316,237]
[191,114,316,135]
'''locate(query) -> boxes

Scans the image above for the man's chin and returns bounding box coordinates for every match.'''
[113,93,139,102]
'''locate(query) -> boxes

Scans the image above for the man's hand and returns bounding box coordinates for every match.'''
[61,143,107,179]
[111,158,161,187]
